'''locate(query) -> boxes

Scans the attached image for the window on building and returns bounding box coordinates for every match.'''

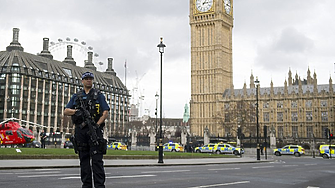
[225,113,230,122]
[291,112,298,121]
[306,100,312,108]
[225,127,230,137]
[263,112,269,122]
[31,77,36,87]
[63,68,72,77]
[11,73,20,83]
[292,126,298,138]
[277,112,283,122]
[263,101,269,109]
[277,101,283,108]
[321,100,328,107]
[306,126,313,138]
[224,103,230,110]
[277,126,283,138]
[306,111,313,121]
[321,111,328,121]
[11,84,20,95]
[291,101,297,108]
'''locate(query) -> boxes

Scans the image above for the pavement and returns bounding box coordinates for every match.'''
[0,155,273,170]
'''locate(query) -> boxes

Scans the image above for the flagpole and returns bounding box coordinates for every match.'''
[125,59,127,88]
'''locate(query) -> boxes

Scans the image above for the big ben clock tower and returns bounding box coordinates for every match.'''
[189,0,234,136]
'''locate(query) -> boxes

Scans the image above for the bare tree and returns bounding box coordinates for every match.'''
[216,99,256,138]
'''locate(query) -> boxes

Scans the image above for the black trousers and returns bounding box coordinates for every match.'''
[41,140,45,149]
[75,126,105,188]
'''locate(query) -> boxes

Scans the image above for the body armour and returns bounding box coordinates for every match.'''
[72,89,103,125]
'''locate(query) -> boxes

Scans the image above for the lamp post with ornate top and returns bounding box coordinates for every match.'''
[157,37,166,163]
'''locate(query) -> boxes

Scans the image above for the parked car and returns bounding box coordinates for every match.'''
[273,145,305,157]
[194,143,216,153]
[107,142,128,150]
[158,142,184,152]
[26,141,41,148]
[319,144,335,159]
[64,141,74,149]
[214,143,244,155]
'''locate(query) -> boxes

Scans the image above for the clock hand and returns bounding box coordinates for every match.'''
[203,0,208,5]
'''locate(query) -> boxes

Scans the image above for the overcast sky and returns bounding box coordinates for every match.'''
[1,0,335,118]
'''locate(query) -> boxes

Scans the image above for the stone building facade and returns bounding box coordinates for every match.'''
[0,28,130,138]
[189,0,234,137]
[188,1,334,146]
[220,69,334,142]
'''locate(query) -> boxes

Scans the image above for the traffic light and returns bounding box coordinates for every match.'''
[237,127,242,139]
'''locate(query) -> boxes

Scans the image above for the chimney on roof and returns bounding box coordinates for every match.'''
[6,28,24,52]
[105,58,116,76]
[63,45,76,66]
[39,38,53,60]
[84,51,96,71]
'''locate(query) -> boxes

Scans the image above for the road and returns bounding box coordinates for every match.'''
[0,156,333,188]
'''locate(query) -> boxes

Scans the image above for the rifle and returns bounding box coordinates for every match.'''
[77,94,99,147]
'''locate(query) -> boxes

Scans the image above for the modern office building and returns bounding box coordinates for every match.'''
[0,28,130,138]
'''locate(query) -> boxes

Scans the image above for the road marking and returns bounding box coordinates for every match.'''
[18,174,79,178]
[304,164,317,166]
[108,174,156,179]
[34,168,61,171]
[283,165,298,167]
[59,177,80,179]
[15,171,61,175]
[307,186,319,188]
[208,168,240,171]
[188,181,250,188]
[252,166,274,169]
[141,170,190,173]
[60,174,156,180]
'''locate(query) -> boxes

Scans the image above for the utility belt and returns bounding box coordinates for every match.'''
[71,135,107,155]
[75,122,105,129]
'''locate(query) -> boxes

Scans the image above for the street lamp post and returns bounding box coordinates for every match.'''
[157,37,166,163]
[155,93,159,147]
[255,77,261,161]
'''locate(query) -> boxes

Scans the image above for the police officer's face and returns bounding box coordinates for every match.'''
[82,77,93,88]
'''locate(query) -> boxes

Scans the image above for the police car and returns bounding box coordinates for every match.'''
[213,143,244,155]
[160,142,184,152]
[194,143,216,153]
[107,142,128,151]
[273,145,305,157]
[319,144,335,159]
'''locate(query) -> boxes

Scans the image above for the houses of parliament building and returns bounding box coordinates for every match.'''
[220,69,334,142]
[189,0,333,144]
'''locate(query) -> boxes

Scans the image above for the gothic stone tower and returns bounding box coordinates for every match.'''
[189,0,234,136]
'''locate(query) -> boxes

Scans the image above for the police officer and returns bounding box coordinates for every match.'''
[64,71,110,188]
[40,129,47,149]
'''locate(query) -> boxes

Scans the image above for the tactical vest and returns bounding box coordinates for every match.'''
[74,88,102,124]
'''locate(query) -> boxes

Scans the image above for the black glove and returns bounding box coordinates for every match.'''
[72,109,84,125]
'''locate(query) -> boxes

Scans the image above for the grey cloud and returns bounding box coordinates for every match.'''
[273,27,314,53]
[255,27,314,72]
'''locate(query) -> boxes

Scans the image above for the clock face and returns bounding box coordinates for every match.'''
[196,0,213,13]
[224,0,231,14]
